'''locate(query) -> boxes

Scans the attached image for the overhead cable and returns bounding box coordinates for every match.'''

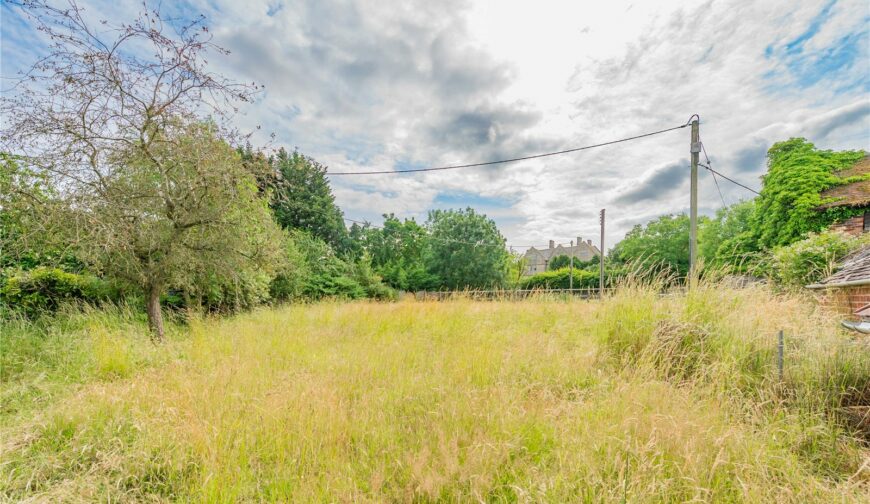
[327,122,692,175]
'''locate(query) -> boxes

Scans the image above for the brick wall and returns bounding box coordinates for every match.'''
[816,285,870,318]
[829,215,866,236]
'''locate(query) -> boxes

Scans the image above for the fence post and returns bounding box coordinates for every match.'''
[777,329,784,381]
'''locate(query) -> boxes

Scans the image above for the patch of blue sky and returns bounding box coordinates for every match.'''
[1,4,46,77]
[343,184,398,198]
[283,104,302,119]
[793,30,867,88]
[433,191,517,210]
[320,135,382,166]
[267,3,284,17]
[783,0,837,56]
[393,160,426,172]
[155,1,220,31]
[763,1,867,94]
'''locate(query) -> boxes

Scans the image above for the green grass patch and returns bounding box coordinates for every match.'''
[1,286,868,501]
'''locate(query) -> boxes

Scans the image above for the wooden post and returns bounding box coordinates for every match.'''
[569,240,574,292]
[689,118,700,279]
[599,209,605,299]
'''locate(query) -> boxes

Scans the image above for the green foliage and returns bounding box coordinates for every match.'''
[548,254,599,271]
[5,286,866,500]
[0,153,82,273]
[518,268,598,290]
[425,208,509,290]
[767,231,868,288]
[269,232,310,302]
[754,138,865,249]
[356,214,439,291]
[186,270,274,313]
[610,214,698,277]
[268,149,350,253]
[1,267,119,317]
[505,252,529,287]
[289,230,394,300]
[609,141,867,282]
[698,200,757,268]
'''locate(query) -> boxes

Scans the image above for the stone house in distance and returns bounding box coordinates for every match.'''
[522,238,600,276]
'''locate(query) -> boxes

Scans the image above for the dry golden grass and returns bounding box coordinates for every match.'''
[1,285,868,502]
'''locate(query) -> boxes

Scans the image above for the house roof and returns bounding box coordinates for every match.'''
[524,242,601,260]
[807,245,870,288]
[818,156,870,210]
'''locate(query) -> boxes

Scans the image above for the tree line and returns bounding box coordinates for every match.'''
[2,2,867,340]
[0,2,514,339]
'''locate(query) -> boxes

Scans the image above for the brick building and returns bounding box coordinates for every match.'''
[808,245,870,320]
[818,156,870,236]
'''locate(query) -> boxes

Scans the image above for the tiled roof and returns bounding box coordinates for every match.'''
[812,245,870,287]
[818,156,870,209]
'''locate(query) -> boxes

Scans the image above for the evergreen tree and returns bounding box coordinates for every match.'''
[269,149,350,252]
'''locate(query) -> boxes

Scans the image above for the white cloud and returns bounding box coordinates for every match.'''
[2,0,868,249]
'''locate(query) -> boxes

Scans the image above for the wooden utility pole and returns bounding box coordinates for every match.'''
[569,240,574,291]
[599,209,605,298]
[689,118,700,277]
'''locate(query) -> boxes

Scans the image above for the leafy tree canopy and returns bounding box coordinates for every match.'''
[356,214,439,291]
[698,199,757,267]
[0,153,80,272]
[425,208,509,290]
[610,214,701,277]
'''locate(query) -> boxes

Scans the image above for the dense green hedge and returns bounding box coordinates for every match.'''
[517,268,599,290]
[1,267,120,317]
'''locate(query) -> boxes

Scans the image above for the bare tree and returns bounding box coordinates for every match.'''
[1,1,280,340]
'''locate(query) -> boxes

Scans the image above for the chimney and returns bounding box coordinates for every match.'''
[549,240,555,250]
[576,237,582,249]
[587,239,592,246]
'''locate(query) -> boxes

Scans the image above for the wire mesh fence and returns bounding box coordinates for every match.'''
[411,288,616,301]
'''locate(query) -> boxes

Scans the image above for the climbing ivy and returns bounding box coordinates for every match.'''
[752,138,865,249]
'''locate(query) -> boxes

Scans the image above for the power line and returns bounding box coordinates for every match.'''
[698,135,726,207]
[327,122,692,175]
[710,171,727,207]
[698,163,760,195]
[697,135,761,196]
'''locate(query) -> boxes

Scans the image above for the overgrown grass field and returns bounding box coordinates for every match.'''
[1,284,869,502]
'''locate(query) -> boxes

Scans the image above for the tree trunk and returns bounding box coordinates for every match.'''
[146,283,165,342]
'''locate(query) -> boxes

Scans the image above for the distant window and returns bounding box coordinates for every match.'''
[864,211,870,232]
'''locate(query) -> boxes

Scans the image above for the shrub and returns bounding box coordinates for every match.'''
[289,230,395,301]
[1,267,119,317]
[269,232,309,302]
[767,231,867,288]
[547,254,598,271]
[195,271,273,313]
[518,268,598,290]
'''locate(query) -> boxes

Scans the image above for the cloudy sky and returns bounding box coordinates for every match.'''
[3,0,869,249]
